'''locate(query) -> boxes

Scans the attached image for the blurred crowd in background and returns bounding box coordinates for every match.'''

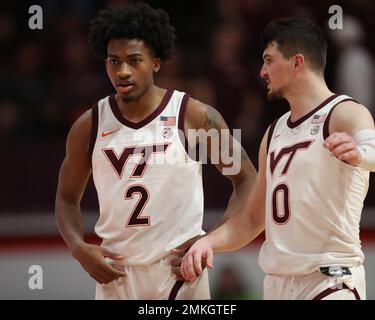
[1,0,374,212]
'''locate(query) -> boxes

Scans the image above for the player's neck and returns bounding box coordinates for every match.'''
[115,86,166,122]
[286,75,334,122]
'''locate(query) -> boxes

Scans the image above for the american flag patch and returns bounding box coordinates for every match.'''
[311,113,327,124]
[160,116,176,126]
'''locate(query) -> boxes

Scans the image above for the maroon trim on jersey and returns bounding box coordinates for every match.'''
[109,89,173,130]
[267,118,279,154]
[322,98,357,140]
[89,102,98,157]
[312,283,361,300]
[168,280,184,300]
[178,93,191,153]
[287,94,338,129]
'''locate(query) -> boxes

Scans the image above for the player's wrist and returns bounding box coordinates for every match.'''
[71,239,87,258]
[353,129,375,171]
[354,146,364,166]
[203,234,217,252]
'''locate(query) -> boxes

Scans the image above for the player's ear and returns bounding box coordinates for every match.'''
[153,58,161,73]
[292,54,305,73]
[294,54,304,69]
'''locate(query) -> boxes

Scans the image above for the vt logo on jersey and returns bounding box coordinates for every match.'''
[270,140,314,175]
[102,144,170,179]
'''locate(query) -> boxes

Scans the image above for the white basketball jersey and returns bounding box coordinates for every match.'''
[90,89,204,265]
[259,94,369,275]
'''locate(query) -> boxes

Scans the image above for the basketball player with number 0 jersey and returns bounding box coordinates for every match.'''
[181,18,375,300]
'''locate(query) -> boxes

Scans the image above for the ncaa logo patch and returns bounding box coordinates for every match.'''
[162,127,173,138]
[310,125,320,135]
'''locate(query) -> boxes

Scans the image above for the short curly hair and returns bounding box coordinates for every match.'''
[88,2,176,61]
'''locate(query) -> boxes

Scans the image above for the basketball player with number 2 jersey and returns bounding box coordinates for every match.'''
[91,89,209,299]
[55,3,256,300]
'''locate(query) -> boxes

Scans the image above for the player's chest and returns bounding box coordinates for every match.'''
[268,125,325,178]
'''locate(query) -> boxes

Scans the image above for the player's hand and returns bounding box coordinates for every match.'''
[180,237,214,283]
[72,243,125,284]
[324,132,362,166]
[171,235,203,280]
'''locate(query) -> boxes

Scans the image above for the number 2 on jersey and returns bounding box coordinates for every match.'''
[125,185,150,227]
[102,143,170,227]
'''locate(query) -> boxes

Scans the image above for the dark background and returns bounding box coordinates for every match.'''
[0,0,374,215]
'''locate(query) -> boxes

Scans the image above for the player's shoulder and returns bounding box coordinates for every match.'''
[186,96,212,115]
[66,104,97,150]
[185,97,227,130]
[330,99,371,123]
[70,108,93,136]
[332,97,368,114]
[329,98,373,133]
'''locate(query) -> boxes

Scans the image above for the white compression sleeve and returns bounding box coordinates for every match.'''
[353,129,375,172]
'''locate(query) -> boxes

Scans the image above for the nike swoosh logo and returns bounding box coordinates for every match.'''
[101,129,119,137]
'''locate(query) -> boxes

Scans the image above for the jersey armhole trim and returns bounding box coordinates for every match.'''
[267,118,279,154]
[178,93,198,161]
[89,102,99,158]
[322,98,356,140]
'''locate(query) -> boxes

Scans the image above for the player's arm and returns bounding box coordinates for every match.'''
[185,98,257,229]
[180,127,268,282]
[170,99,257,279]
[324,101,375,171]
[55,110,125,284]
